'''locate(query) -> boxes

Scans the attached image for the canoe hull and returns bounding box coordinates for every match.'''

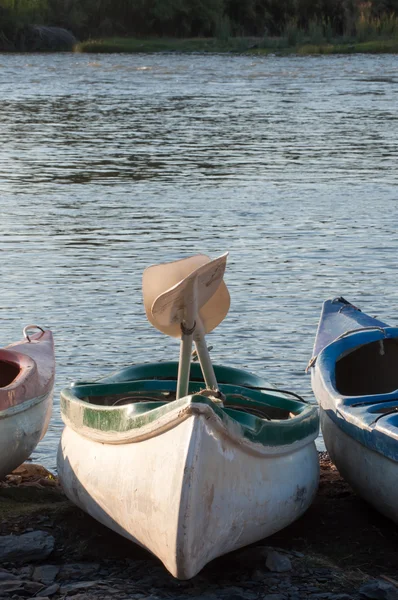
[58,413,319,579]
[321,408,398,523]
[0,390,53,479]
[0,329,55,479]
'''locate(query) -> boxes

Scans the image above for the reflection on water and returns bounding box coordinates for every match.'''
[0,53,397,469]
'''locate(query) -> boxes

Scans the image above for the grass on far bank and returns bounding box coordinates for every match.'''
[74,35,398,55]
[74,36,258,54]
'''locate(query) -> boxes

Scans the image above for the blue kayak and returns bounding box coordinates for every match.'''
[309,297,398,522]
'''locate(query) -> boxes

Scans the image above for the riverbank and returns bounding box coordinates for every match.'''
[74,36,398,55]
[1,454,397,599]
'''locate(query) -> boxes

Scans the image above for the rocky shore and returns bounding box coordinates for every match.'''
[0,454,397,600]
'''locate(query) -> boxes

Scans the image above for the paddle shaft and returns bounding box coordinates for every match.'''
[193,319,218,390]
[177,319,218,398]
[177,329,193,399]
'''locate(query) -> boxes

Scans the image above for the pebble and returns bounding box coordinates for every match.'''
[266,550,292,573]
[58,562,101,580]
[23,581,45,594]
[32,564,60,584]
[40,583,60,596]
[0,527,379,600]
[60,580,102,594]
[0,531,54,563]
[0,571,19,581]
[359,579,398,600]
[17,566,34,579]
[0,580,23,593]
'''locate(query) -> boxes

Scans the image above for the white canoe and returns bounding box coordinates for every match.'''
[0,326,55,479]
[58,361,319,579]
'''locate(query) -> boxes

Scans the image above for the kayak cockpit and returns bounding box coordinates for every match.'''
[0,359,20,388]
[335,337,398,396]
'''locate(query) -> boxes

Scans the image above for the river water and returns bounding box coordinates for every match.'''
[0,52,397,471]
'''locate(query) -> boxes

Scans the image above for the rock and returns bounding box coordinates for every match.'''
[58,563,100,580]
[24,26,78,51]
[32,565,60,585]
[218,587,250,598]
[263,577,281,585]
[40,583,60,596]
[17,566,34,579]
[0,531,54,563]
[0,579,23,593]
[263,594,287,600]
[265,550,292,573]
[180,596,219,600]
[360,580,398,600]
[251,569,266,581]
[59,580,101,594]
[0,571,19,581]
[23,580,45,594]
[5,474,23,485]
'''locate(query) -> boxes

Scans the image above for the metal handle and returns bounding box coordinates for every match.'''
[23,324,45,342]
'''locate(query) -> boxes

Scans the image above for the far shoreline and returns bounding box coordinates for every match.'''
[74,36,398,56]
[1,36,398,56]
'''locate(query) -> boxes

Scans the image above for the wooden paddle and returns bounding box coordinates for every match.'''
[143,253,230,399]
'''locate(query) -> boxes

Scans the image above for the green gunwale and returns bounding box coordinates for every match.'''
[61,362,319,446]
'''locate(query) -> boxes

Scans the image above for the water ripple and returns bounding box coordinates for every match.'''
[0,53,397,469]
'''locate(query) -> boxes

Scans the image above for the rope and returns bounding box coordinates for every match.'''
[240,385,308,404]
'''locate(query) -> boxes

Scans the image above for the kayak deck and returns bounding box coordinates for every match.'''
[311,298,398,462]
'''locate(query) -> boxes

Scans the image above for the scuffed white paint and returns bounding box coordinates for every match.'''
[58,412,319,579]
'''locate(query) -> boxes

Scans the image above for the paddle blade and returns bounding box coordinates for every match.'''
[143,253,230,337]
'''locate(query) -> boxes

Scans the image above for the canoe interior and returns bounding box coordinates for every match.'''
[0,359,20,388]
[83,386,293,421]
[73,361,307,423]
[63,363,320,446]
[336,338,398,396]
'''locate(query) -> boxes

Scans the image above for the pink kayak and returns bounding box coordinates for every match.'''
[0,326,55,479]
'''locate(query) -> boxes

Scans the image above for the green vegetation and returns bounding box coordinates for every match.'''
[74,36,262,53]
[74,35,398,55]
[1,0,398,53]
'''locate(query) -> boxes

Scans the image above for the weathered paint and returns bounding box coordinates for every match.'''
[321,409,398,523]
[61,362,319,447]
[0,330,55,411]
[61,389,318,454]
[58,360,319,578]
[58,411,319,579]
[0,329,55,479]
